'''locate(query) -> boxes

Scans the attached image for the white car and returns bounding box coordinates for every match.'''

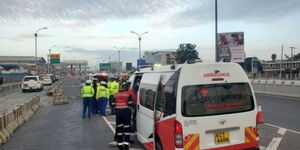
[22,76,44,92]
[42,76,53,85]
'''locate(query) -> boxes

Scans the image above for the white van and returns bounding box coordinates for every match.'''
[129,62,260,150]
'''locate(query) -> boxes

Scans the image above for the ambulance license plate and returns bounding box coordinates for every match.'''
[214,131,230,144]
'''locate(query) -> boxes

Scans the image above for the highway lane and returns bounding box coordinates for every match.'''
[256,93,300,132]
[0,78,144,150]
[0,85,49,112]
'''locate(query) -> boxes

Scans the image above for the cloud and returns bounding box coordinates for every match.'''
[84,34,134,40]
[0,0,175,25]
[169,0,300,28]
[0,0,298,28]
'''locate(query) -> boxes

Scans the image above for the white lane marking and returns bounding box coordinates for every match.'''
[102,116,115,134]
[260,146,267,150]
[266,137,282,150]
[264,123,300,135]
[277,128,287,136]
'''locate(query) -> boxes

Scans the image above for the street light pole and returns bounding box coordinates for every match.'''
[290,47,295,79]
[130,31,149,61]
[34,27,48,75]
[215,0,218,62]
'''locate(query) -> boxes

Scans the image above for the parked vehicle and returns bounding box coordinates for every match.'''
[129,62,261,150]
[22,76,43,92]
[42,76,53,85]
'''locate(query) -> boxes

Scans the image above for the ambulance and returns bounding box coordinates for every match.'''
[129,61,260,150]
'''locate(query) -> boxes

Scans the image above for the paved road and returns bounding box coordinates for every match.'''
[0,78,144,150]
[0,85,49,112]
[256,93,300,150]
[1,78,300,150]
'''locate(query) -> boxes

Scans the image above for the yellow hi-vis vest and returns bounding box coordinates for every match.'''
[81,85,94,98]
[96,85,109,100]
[108,81,119,95]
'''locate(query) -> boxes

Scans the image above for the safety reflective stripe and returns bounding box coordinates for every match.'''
[123,142,129,145]
[117,124,123,127]
[117,133,123,136]
[123,125,130,128]
[245,127,257,143]
[184,134,200,150]
[115,106,129,109]
[118,143,124,146]
[124,133,130,135]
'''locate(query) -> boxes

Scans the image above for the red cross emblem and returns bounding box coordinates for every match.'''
[200,88,208,96]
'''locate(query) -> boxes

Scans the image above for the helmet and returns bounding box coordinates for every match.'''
[120,83,129,91]
[85,80,92,84]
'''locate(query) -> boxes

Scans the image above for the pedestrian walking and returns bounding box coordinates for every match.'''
[81,80,94,118]
[112,84,132,150]
[96,81,110,116]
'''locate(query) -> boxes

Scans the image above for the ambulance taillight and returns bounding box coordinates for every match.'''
[174,120,183,148]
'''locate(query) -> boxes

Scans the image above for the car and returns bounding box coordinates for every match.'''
[42,76,53,85]
[22,76,44,92]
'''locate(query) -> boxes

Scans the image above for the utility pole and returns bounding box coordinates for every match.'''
[290,47,295,79]
[48,49,51,74]
[280,45,283,79]
[215,0,218,62]
[118,50,120,63]
[34,27,47,75]
[251,56,254,79]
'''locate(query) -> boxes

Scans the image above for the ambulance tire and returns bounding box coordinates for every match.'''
[155,136,163,150]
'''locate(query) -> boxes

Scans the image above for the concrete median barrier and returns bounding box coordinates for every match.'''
[53,89,68,105]
[0,95,42,145]
[251,79,300,98]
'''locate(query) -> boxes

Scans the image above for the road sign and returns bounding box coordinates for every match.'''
[99,63,111,72]
[50,54,60,64]
[50,59,60,64]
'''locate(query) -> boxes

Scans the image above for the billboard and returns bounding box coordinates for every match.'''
[50,54,60,64]
[126,63,132,71]
[217,32,244,62]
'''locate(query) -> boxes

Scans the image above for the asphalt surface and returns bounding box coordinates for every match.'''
[0,77,144,150]
[256,93,300,150]
[0,85,49,112]
[0,78,299,150]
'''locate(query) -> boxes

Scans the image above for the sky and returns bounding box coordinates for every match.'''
[0,0,300,70]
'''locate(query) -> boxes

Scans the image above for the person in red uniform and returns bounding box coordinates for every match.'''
[113,84,133,150]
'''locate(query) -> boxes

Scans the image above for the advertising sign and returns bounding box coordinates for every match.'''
[50,54,60,64]
[99,63,111,72]
[217,32,244,62]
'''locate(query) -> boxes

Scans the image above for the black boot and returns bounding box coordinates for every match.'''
[118,145,124,150]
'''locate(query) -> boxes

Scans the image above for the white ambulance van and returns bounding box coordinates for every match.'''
[129,61,260,150]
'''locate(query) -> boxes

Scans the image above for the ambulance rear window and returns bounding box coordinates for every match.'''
[182,83,254,117]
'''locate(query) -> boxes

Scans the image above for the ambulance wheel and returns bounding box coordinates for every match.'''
[155,136,163,150]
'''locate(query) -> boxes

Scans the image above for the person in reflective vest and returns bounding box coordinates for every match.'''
[108,77,119,115]
[96,81,110,116]
[92,79,99,114]
[112,83,132,150]
[81,80,95,118]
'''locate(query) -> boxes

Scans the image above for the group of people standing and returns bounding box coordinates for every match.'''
[81,75,136,150]
[81,77,120,118]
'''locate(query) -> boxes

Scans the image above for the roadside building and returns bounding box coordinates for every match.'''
[0,56,46,75]
[144,51,177,66]
[262,60,300,79]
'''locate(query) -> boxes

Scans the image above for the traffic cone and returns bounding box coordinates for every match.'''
[257,104,263,123]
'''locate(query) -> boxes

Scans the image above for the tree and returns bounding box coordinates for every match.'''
[293,53,300,60]
[243,57,263,74]
[176,43,199,64]
[271,53,277,61]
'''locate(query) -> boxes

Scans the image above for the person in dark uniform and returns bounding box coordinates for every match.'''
[112,84,132,150]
